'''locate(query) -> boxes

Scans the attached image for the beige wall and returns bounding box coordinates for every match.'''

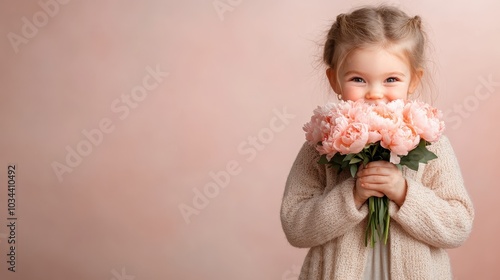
[0,0,498,279]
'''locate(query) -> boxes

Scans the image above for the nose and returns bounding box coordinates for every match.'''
[365,84,384,101]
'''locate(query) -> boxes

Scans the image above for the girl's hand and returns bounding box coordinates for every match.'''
[354,161,407,208]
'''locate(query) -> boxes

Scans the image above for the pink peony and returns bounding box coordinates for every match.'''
[364,105,400,143]
[332,100,355,118]
[316,134,337,160]
[380,124,420,164]
[403,101,445,142]
[303,99,444,164]
[303,112,327,145]
[303,104,336,145]
[331,117,370,155]
[385,99,406,115]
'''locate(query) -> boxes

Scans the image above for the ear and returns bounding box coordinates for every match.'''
[408,68,424,94]
[326,68,341,94]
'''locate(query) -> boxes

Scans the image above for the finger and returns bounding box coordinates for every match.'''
[359,175,392,184]
[359,182,387,194]
[366,161,394,168]
[356,164,364,175]
[360,164,400,177]
[357,167,390,177]
[369,191,385,198]
[357,178,387,193]
[354,182,384,199]
[365,162,399,173]
[357,189,385,199]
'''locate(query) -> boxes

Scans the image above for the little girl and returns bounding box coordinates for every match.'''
[280,5,474,280]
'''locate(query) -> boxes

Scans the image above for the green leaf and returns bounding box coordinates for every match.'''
[399,156,420,171]
[399,139,438,171]
[350,164,358,178]
[371,143,378,158]
[332,153,345,165]
[421,149,438,162]
[344,154,355,161]
[318,154,329,165]
[349,158,362,164]
[340,160,349,170]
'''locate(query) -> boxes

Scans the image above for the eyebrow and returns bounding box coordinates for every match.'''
[344,71,407,77]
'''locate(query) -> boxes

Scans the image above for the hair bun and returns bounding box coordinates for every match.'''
[412,15,422,29]
[335,13,346,27]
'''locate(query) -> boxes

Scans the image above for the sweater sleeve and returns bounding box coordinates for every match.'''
[390,136,474,248]
[280,142,368,248]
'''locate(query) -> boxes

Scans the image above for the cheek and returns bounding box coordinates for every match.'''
[342,86,365,101]
[385,85,409,100]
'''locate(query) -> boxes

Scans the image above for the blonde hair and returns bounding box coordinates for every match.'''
[323,5,429,98]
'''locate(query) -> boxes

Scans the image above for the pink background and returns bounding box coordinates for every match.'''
[0,0,498,279]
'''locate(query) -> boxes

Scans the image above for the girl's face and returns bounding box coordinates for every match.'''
[327,46,422,104]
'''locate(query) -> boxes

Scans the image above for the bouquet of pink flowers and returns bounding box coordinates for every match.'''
[303,99,445,246]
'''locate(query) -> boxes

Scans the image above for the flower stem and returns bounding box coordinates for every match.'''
[365,196,389,247]
[383,196,390,244]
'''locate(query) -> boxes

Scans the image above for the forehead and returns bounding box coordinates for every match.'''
[341,46,411,75]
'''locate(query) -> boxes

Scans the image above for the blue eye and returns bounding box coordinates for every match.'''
[386,77,398,83]
[351,77,365,83]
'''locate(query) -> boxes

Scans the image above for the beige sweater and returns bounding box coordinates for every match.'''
[280,136,474,280]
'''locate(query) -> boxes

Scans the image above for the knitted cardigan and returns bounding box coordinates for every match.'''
[280,136,474,280]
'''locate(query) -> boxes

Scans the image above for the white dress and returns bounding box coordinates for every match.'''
[363,237,391,280]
